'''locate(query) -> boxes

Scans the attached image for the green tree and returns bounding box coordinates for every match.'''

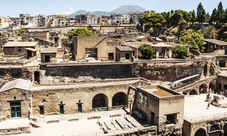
[141,13,166,39]
[210,8,218,24]
[196,3,206,23]
[62,38,72,47]
[190,10,196,24]
[205,13,211,23]
[204,26,218,39]
[68,28,95,40]
[138,44,153,59]
[129,17,134,24]
[216,2,225,24]
[170,10,192,40]
[180,31,205,52]
[161,11,171,27]
[15,28,28,36]
[172,45,188,58]
[224,9,227,22]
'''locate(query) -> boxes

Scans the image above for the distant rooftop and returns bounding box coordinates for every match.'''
[204,39,227,46]
[3,42,38,47]
[116,46,133,52]
[40,47,57,53]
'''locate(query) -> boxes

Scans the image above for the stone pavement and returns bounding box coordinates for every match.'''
[11,109,143,136]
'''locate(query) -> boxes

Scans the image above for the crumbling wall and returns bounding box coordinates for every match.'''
[133,61,207,82]
[0,67,32,88]
[40,63,133,84]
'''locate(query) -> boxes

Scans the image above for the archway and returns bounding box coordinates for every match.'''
[194,128,206,136]
[210,125,221,136]
[34,71,40,84]
[190,90,198,95]
[112,92,127,108]
[92,94,108,111]
[209,82,216,92]
[224,123,227,136]
[199,83,208,94]
[219,60,226,67]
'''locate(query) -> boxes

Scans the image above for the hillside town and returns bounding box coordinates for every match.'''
[0,2,227,136]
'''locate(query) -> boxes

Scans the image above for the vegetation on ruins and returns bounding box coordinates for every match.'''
[180,30,205,52]
[138,44,153,59]
[140,13,166,39]
[62,38,72,47]
[68,28,95,40]
[64,28,95,47]
[172,45,188,58]
[15,28,28,36]
[204,26,218,39]
[169,10,192,40]
[20,21,28,26]
[140,2,227,43]
[196,3,206,23]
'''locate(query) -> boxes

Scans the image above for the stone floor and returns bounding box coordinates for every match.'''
[1,109,143,136]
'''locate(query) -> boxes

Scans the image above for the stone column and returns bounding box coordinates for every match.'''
[156,51,159,59]
[108,97,112,111]
[168,48,172,58]
[207,59,211,77]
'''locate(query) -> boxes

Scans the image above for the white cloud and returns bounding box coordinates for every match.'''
[64,7,75,15]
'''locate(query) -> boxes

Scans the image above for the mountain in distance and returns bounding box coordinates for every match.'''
[91,11,114,18]
[112,5,146,13]
[68,10,89,18]
[68,5,146,18]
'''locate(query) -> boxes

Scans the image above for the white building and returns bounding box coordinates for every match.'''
[87,14,97,24]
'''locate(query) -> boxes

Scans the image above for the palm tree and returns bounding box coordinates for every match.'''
[204,26,218,39]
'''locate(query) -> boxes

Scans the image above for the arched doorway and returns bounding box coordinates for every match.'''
[34,71,40,84]
[194,128,206,136]
[224,123,227,136]
[112,92,127,109]
[190,90,198,95]
[92,94,108,111]
[210,125,221,136]
[199,83,208,94]
[209,82,216,92]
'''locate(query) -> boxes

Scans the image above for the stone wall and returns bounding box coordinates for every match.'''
[39,63,133,84]
[133,61,207,82]
[0,67,32,88]
[216,75,227,91]
[0,89,31,119]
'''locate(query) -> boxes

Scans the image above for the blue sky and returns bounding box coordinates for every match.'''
[0,0,226,17]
